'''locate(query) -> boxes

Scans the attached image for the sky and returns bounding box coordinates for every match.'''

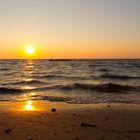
[0,0,140,59]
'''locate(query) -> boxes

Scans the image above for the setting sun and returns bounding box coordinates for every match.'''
[25,46,35,55]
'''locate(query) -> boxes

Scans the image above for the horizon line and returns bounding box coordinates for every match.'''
[0,58,140,60]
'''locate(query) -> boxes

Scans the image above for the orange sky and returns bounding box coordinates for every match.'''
[0,0,140,59]
[1,42,139,59]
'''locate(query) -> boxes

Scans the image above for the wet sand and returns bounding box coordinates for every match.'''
[0,101,140,140]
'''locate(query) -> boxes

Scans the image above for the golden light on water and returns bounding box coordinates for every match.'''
[24,100,35,111]
[22,86,34,90]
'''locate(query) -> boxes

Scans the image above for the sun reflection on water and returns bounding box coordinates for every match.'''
[24,100,35,111]
[22,86,35,90]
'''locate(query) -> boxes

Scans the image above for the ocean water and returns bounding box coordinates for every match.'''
[0,59,140,104]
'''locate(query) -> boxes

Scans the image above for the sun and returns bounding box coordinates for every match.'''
[25,46,35,55]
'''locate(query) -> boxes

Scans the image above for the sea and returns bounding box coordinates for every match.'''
[0,59,140,104]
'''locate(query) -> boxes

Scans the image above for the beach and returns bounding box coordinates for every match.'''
[0,101,140,140]
[0,59,140,140]
[0,0,139,139]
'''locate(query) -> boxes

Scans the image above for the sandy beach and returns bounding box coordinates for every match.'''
[0,101,140,140]
[0,0,139,138]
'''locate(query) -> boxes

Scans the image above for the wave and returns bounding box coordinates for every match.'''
[0,68,10,71]
[99,68,109,72]
[28,94,140,104]
[30,95,69,102]
[34,83,140,94]
[57,83,139,93]
[0,85,62,94]
[13,80,46,85]
[0,83,139,94]
[100,74,140,80]
[0,87,24,94]
[31,74,89,80]
[31,73,140,81]
[0,93,140,104]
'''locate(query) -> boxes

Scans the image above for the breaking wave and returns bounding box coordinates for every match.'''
[0,83,139,94]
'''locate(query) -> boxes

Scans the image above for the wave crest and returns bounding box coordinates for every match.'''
[58,83,138,93]
[100,74,140,80]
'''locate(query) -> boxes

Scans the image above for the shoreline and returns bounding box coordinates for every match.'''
[0,101,140,140]
[0,101,140,113]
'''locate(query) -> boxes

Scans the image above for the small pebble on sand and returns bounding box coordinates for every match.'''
[27,137,33,140]
[4,128,12,133]
[52,108,56,112]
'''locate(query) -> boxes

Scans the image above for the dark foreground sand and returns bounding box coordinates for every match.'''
[0,101,140,140]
